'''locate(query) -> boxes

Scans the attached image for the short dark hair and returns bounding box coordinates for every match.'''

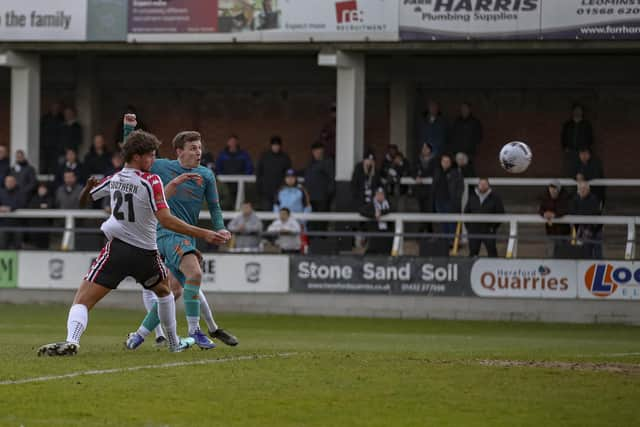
[280,207,291,215]
[172,131,201,151]
[122,130,161,163]
[478,177,490,184]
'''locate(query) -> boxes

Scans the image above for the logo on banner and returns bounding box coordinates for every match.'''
[583,263,640,298]
[335,1,362,24]
[49,259,64,280]
[245,262,261,283]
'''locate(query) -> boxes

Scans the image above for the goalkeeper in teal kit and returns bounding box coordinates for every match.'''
[124,115,238,349]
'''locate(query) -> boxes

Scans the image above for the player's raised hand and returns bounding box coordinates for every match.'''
[124,113,137,128]
[84,175,101,190]
[218,229,232,241]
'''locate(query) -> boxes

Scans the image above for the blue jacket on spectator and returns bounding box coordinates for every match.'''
[215,148,254,175]
[273,185,311,214]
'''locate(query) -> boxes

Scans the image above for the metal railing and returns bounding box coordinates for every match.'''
[2,209,636,259]
[213,175,640,211]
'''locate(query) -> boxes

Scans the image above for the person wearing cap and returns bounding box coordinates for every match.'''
[273,169,311,215]
[256,135,292,211]
[359,187,393,255]
[351,150,381,210]
[539,180,571,256]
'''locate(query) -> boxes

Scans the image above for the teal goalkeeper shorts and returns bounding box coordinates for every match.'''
[157,233,200,288]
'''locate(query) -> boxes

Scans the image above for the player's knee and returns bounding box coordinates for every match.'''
[152,281,172,298]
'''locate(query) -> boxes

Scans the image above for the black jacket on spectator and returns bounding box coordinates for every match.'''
[40,112,64,173]
[256,150,291,203]
[538,189,571,236]
[351,162,381,209]
[464,189,505,234]
[561,119,593,152]
[0,186,26,211]
[28,191,55,249]
[570,192,602,233]
[432,166,464,213]
[382,157,410,196]
[304,157,335,205]
[59,121,83,153]
[571,156,605,204]
[448,115,483,157]
[11,161,37,199]
[83,148,112,178]
[0,157,9,188]
[55,161,83,187]
[412,155,436,209]
[359,200,394,255]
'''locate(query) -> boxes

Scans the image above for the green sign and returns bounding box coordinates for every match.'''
[0,251,17,288]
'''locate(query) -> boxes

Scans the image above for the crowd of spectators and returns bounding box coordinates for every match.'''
[0,101,609,257]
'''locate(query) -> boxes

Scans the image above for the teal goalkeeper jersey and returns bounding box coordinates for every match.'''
[151,158,225,239]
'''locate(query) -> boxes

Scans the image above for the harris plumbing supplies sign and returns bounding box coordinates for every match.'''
[578,261,640,300]
[471,259,577,299]
[290,255,474,296]
[400,0,541,40]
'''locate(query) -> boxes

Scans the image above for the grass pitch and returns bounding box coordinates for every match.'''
[0,304,639,427]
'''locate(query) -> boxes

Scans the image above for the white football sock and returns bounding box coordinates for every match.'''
[199,290,218,332]
[66,304,88,344]
[142,289,164,339]
[156,294,179,348]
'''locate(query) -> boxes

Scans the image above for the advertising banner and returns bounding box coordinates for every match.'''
[290,256,474,296]
[18,251,289,293]
[399,0,542,40]
[578,261,640,300]
[0,0,87,41]
[470,259,577,299]
[0,251,17,288]
[128,0,397,42]
[541,0,640,40]
[18,251,139,290]
[200,254,289,293]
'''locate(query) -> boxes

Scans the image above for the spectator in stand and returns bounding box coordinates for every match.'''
[561,104,594,175]
[107,151,124,176]
[382,149,410,199]
[83,134,112,179]
[11,150,37,201]
[216,135,254,175]
[200,151,216,171]
[455,152,474,178]
[227,202,263,252]
[304,142,335,213]
[55,148,83,187]
[318,102,336,158]
[413,143,436,215]
[267,207,302,254]
[570,180,603,259]
[539,180,572,257]
[256,135,291,211]
[0,175,26,249]
[55,170,82,210]
[464,178,505,257]
[381,145,400,177]
[432,153,464,242]
[0,145,9,188]
[28,183,55,249]
[448,102,482,171]
[59,106,83,155]
[40,102,64,173]
[274,169,311,214]
[359,187,393,255]
[419,100,447,156]
[351,152,381,209]
[571,147,605,207]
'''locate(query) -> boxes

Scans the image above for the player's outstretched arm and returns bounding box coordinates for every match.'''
[164,173,203,199]
[155,208,229,245]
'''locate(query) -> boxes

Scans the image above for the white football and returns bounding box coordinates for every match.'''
[499,141,532,174]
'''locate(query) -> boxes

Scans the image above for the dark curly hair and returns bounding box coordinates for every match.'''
[122,130,161,163]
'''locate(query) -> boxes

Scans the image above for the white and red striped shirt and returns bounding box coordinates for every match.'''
[90,168,168,250]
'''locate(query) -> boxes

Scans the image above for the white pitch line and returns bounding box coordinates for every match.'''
[576,352,640,358]
[0,352,297,386]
